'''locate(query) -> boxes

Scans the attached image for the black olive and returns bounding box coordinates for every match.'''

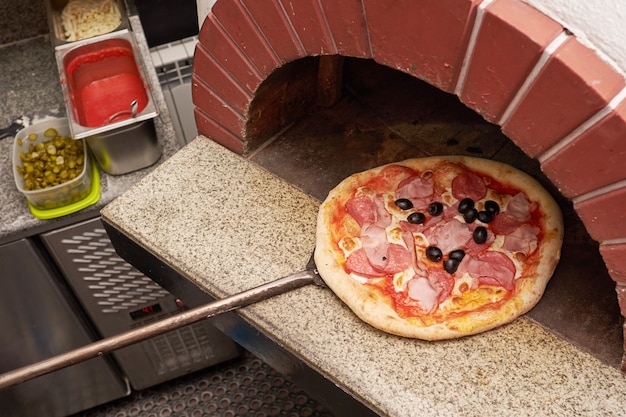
[428,202,444,216]
[484,200,500,215]
[449,249,466,262]
[407,212,426,224]
[473,226,488,244]
[458,198,474,214]
[395,198,413,210]
[425,246,443,262]
[444,258,460,274]
[463,208,478,223]
[406,212,426,224]
[477,210,493,223]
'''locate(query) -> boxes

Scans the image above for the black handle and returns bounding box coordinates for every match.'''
[0,121,26,140]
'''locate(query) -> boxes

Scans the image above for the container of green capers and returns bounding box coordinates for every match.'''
[13,118,93,211]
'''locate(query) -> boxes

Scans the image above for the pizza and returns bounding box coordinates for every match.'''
[314,156,563,340]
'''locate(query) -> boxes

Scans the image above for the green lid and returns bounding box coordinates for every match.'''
[27,160,101,220]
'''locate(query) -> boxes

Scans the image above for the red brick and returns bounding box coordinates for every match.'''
[460,0,562,123]
[574,187,626,242]
[363,0,481,93]
[278,0,336,55]
[193,44,251,113]
[541,100,626,198]
[240,0,305,64]
[503,37,626,158]
[212,0,281,74]
[600,243,626,283]
[194,108,245,154]
[198,14,263,95]
[320,0,371,58]
[192,75,245,138]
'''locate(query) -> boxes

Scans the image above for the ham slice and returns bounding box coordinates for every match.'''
[458,251,516,290]
[401,227,417,266]
[345,244,412,277]
[428,267,454,303]
[396,175,434,199]
[344,194,411,277]
[490,193,534,235]
[451,171,487,201]
[506,193,533,221]
[361,224,391,269]
[396,176,435,209]
[380,244,413,274]
[346,194,391,228]
[503,224,539,255]
[345,248,381,277]
[424,218,471,254]
[407,268,454,312]
[408,276,440,313]
[490,213,522,235]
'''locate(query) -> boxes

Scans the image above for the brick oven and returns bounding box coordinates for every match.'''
[190,0,626,368]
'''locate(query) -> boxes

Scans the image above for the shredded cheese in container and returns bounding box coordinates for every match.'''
[61,0,122,41]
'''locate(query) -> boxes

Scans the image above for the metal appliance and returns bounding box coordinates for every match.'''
[0,239,129,417]
[0,216,240,416]
[40,217,241,390]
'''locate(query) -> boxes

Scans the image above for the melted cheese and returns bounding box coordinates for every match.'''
[393,269,414,292]
[439,283,509,314]
[387,226,405,247]
[450,272,475,296]
[339,236,360,254]
[440,190,455,206]
[350,273,370,284]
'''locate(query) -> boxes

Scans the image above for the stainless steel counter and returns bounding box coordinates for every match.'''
[101,136,626,417]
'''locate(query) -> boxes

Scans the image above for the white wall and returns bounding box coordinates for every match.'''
[196,0,217,28]
[523,0,626,76]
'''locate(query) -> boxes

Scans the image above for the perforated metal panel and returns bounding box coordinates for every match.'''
[59,227,170,313]
[41,217,241,390]
[131,312,222,377]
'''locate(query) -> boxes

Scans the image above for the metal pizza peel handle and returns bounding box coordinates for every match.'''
[0,254,323,389]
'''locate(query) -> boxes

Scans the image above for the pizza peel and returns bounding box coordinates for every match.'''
[0,253,325,389]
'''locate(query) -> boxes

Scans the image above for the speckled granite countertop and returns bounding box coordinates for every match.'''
[102,136,626,417]
[0,16,180,245]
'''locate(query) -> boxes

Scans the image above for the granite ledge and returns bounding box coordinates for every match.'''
[101,136,626,417]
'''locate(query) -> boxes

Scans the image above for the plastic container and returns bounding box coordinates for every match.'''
[13,118,93,211]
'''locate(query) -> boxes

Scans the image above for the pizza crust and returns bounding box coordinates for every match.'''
[314,156,564,340]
